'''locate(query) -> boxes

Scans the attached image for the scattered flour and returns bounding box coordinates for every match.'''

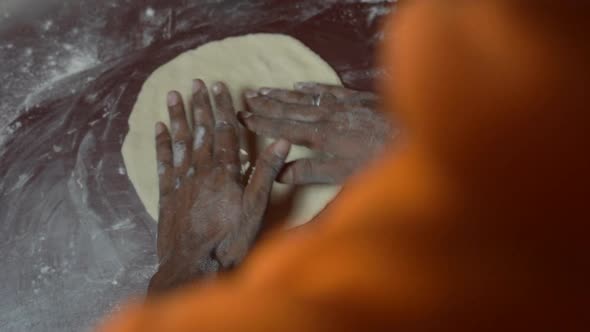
[20,50,99,111]
[145,7,155,18]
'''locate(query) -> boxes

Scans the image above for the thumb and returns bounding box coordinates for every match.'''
[278,158,353,185]
[243,139,291,222]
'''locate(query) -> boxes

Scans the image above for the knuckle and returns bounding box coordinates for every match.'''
[169,104,185,116]
[215,121,233,130]
[193,107,208,121]
[297,159,313,179]
[251,120,276,136]
[216,124,237,137]
[157,147,173,161]
[258,153,283,176]
[195,96,212,110]
[156,132,171,144]
[225,164,240,175]
[156,139,171,151]
[310,127,327,145]
[159,179,175,197]
[243,196,259,216]
[157,160,171,176]
[175,132,193,143]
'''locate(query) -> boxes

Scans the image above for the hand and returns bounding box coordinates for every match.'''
[148,80,291,294]
[239,82,395,185]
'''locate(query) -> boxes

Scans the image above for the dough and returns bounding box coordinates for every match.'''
[122,33,341,226]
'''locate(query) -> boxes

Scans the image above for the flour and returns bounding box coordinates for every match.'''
[21,50,100,111]
[1,39,101,147]
[194,126,207,150]
[145,7,155,18]
[173,142,187,167]
[42,20,53,32]
[6,173,32,194]
[366,5,392,26]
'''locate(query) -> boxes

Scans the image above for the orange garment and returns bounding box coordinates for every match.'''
[101,1,589,331]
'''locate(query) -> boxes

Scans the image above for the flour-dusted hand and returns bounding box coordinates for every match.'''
[239,83,395,185]
[149,80,291,294]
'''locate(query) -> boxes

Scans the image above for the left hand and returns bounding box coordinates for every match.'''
[239,83,395,185]
[148,80,291,294]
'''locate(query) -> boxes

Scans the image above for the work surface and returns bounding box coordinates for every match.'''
[0,0,391,330]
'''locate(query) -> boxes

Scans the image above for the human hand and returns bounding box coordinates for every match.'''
[239,83,395,185]
[148,80,291,294]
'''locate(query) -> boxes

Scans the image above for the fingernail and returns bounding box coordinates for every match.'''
[259,88,272,95]
[273,139,291,158]
[193,80,203,93]
[167,91,179,106]
[238,111,253,120]
[294,82,315,90]
[155,122,166,135]
[245,90,258,98]
[212,82,222,95]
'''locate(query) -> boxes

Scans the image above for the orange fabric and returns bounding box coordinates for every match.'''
[101,1,589,331]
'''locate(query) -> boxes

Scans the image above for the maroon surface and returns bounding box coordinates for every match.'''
[0,1,392,330]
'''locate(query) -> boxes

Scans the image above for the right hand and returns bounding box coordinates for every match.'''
[239,82,396,185]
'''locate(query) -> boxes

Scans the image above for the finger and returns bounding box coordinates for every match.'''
[212,82,240,177]
[243,139,291,222]
[256,88,315,105]
[245,93,330,122]
[167,91,192,177]
[191,79,214,170]
[155,122,176,255]
[278,158,354,185]
[238,112,326,150]
[155,122,175,197]
[294,82,355,99]
[212,82,239,127]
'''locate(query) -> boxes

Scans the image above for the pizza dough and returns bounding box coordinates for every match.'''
[122,33,341,226]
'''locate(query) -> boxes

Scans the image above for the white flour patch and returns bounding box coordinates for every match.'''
[186,167,195,177]
[110,218,135,231]
[173,142,186,167]
[366,5,391,26]
[241,161,251,175]
[20,50,99,111]
[7,173,33,194]
[157,161,166,175]
[194,126,206,150]
[42,20,53,31]
[0,11,105,148]
[145,7,155,18]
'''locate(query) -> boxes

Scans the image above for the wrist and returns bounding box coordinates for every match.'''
[148,256,220,295]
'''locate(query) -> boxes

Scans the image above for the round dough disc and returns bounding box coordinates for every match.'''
[122,33,341,226]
